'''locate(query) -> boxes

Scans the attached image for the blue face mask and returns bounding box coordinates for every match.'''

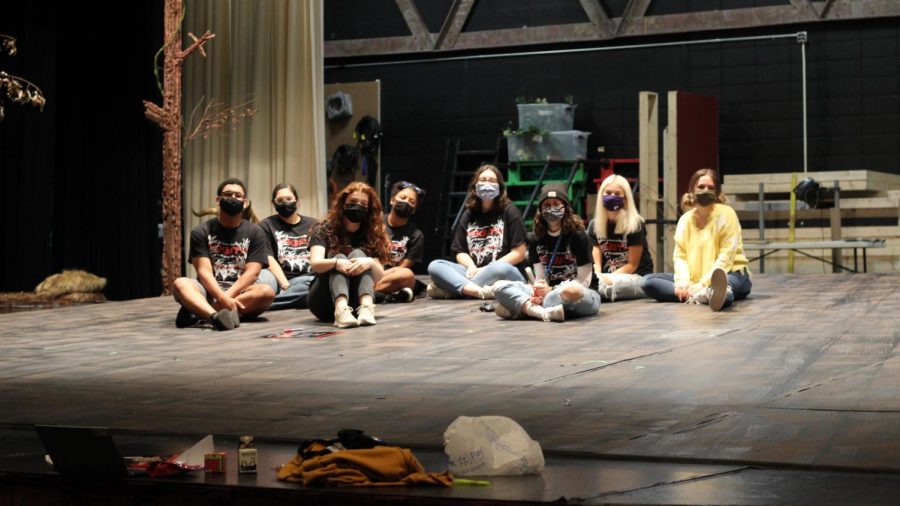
[475,182,500,200]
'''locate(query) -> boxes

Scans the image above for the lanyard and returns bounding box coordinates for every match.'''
[545,234,563,279]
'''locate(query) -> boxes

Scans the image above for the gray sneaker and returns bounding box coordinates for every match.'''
[426,282,454,299]
[494,303,515,319]
[211,308,240,331]
[708,267,728,311]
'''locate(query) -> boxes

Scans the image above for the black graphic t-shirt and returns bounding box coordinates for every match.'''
[384,217,424,267]
[259,215,317,279]
[528,230,592,286]
[587,219,654,275]
[189,219,269,286]
[309,223,368,258]
[451,203,527,268]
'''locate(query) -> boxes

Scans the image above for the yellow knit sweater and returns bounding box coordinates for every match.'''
[673,203,750,287]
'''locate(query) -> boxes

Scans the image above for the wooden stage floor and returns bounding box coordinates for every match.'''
[1,273,899,504]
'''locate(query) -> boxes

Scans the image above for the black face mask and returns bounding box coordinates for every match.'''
[694,190,717,207]
[220,197,244,217]
[344,204,368,224]
[274,201,297,217]
[392,200,414,218]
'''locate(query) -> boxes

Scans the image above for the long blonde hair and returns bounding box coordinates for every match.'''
[593,174,644,239]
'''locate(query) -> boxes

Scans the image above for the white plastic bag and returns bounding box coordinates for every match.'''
[443,415,544,476]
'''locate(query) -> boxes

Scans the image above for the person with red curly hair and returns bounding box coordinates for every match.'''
[307,182,392,328]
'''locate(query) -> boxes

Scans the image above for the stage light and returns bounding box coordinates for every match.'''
[793,177,829,208]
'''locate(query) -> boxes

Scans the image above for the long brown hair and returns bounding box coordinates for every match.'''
[680,168,728,212]
[533,201,584,239]
[315,182,391,263]
[465,164,510,213]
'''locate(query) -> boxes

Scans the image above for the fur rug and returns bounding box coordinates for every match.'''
[0,270,108,313]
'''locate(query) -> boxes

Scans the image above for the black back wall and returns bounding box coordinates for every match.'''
[1,0,164,299]
[325,18,900,268]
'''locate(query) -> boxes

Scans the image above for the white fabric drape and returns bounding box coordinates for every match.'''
[183,0,326,257]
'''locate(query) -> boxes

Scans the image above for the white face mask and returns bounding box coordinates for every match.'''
[475,182,500,200]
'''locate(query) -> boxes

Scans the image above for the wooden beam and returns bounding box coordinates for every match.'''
[394,0,434,49]
[617,5,819,37]
[452,23,601,51]
[324,0,900,58]
[788,0,820,18]
[578,0,615,38]
[434,0,475,51]
[615,0,653,37]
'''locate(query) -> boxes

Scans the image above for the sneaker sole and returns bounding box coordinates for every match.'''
[708,268,728,311]
[494,304,515,319]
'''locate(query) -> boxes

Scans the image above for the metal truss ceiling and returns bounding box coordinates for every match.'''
[325,0,900,58]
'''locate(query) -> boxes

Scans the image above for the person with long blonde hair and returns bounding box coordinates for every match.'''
[307,182,391,328]
[589,174,654,301]
[641,168,751,311]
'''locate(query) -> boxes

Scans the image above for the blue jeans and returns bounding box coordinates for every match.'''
[258,269,314,310]
[427,259,525,296]
[641,271,752,307]
[494,280,601,318]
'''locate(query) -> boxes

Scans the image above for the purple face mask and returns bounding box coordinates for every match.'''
[602,194,625,211]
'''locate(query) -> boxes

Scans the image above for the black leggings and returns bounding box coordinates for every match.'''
[307,249,375,322]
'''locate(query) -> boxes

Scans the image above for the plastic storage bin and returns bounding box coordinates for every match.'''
[506,131,590,162]
[517,103,576,131]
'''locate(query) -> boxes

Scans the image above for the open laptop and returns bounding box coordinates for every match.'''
[35,424,130,478]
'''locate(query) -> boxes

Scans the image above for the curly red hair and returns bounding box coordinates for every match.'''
[317,182,391,263]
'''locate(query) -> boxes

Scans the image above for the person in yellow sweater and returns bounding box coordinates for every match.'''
[641,168,752,311]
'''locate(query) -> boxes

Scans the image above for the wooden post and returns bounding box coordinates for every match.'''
[143,0,214,294]
[830,180,842,272]
[663,91,679,272]
[638,92,659,270]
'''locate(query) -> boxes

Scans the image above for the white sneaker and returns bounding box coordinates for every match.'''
[479,284,495,300]
[426,282,454,299]
[356,304,376,326]
[542,304,565,322]
[334,306,358,329]
[708,267,728,311]
[494,303,515,319]
[686,288,710,305]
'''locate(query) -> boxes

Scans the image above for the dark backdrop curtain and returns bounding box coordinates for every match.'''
[0,0,164,299]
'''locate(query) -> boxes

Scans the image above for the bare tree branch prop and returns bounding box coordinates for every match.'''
[184,95,257,142]
[0,35,46,122]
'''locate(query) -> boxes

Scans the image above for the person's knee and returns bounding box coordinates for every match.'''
[348,249,366,259]
[173,277,196,295]
[427,260,444,276]
[395,267,415,283]
[559,282,583,303]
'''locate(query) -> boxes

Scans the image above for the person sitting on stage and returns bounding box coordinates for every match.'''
[427,164,526,299]
[374,180,426,303]
[492,184,600,322]
[173,178,275,330]
[641,168,752,311]
[257,183,318,310]
[306,182,391,328]
[588,174,654,301]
